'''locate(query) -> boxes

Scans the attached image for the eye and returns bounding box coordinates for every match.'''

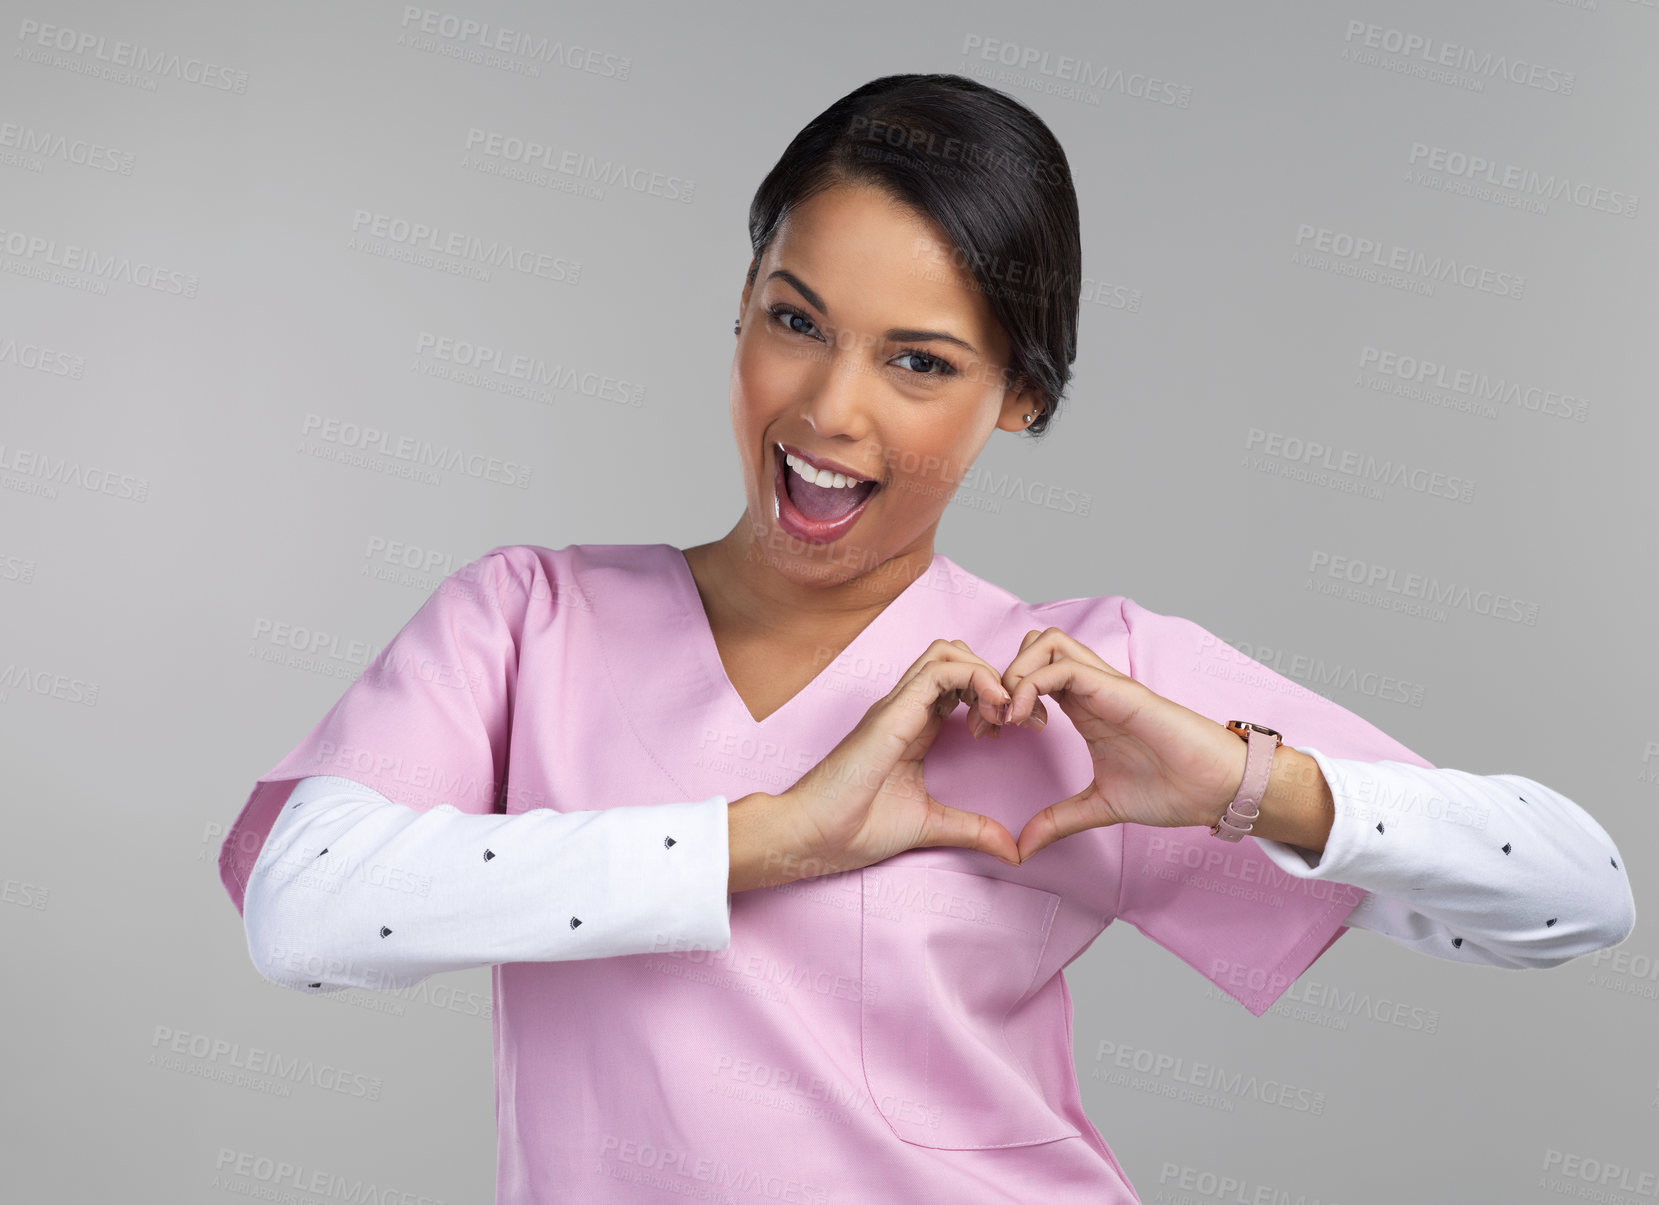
[765,301,959,379]
[766,303,822,339]
[893,349,958,377]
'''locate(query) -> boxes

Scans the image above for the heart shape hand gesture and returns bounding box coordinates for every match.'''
[756,630,1252,888]
[987,626,1251,862]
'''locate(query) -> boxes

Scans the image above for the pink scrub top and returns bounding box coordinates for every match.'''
[219,543,1430,1203]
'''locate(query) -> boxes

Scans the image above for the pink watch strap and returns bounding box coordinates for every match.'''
[1209,721,1282,841]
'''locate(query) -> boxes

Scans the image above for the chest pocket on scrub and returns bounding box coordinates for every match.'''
[859,859,1080,1149]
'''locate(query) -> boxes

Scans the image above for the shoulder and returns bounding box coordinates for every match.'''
[1012,579,1140,671]
[1034,591,1234,691]
[984,575,1226,683]
[938,556,1157,673]
[462,541,668,616]
[1111,596,1234,678]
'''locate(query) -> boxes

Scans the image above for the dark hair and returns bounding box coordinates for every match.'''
[745,73,1081,437]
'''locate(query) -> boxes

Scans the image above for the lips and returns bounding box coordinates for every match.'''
[772,445,881,545]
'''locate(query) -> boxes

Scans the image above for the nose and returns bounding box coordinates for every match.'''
[799,336,877,443]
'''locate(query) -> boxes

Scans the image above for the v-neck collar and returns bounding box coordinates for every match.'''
[664,543,944,730]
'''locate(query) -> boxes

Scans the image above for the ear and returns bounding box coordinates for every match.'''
[994,374,1044,433]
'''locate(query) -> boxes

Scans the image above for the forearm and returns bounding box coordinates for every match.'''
[728,792,815,892]
[1237,745,1336,854]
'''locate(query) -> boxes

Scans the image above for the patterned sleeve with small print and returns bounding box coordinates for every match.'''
[1254,748,1636,970]
[1111,593,1635,1016]
[243,774,734,993]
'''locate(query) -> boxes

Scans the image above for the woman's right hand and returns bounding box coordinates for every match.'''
[729,639,1022,891]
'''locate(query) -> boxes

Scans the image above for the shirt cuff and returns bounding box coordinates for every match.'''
[1252,745,1401,882]
[596,795,733,956]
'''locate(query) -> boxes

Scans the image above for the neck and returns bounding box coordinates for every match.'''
[684,517,938,642]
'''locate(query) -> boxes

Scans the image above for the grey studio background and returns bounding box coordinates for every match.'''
[2,1,1655,1202]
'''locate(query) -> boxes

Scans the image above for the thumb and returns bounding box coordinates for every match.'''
[915,801,1022,867]
[1016,784,1112,863]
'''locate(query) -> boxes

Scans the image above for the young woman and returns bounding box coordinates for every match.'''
[219,74,1634,1203]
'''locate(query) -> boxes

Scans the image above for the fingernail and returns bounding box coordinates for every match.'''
[1029,711,1046,730]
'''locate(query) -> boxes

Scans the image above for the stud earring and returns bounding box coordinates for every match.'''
[1022,413,1033,423]
[733,320,740,335]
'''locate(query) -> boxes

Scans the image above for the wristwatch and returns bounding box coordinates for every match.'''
[1209,720,1283,841]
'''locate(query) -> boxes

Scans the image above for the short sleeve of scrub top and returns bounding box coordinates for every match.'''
[1103,595,1437,1017]
[218,546,533,917]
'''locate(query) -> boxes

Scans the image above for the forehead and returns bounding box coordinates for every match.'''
[764,183,1006,359]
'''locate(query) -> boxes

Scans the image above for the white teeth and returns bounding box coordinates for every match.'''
[784,451,868,489]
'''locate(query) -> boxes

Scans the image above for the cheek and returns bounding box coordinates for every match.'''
[738,336,827,400]
[888,415,980,489]
[730,352,796,470]
[733,348,822,447]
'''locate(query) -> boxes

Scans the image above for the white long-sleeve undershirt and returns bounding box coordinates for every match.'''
[241,751,1634,993]
[242,776,734,992]
[1254,746,1634,970]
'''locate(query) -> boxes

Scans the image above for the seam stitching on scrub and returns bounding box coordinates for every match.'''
[855,868,908,1144]
[589,546,695,799]
[449,551,506,810]
[992,889,1075,1147]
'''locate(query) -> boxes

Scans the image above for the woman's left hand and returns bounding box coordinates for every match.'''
[976,626,1249,863]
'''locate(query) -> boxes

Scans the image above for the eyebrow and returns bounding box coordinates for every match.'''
[765,269,982,357]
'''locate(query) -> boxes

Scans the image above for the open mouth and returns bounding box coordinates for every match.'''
[773,443,880,543]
